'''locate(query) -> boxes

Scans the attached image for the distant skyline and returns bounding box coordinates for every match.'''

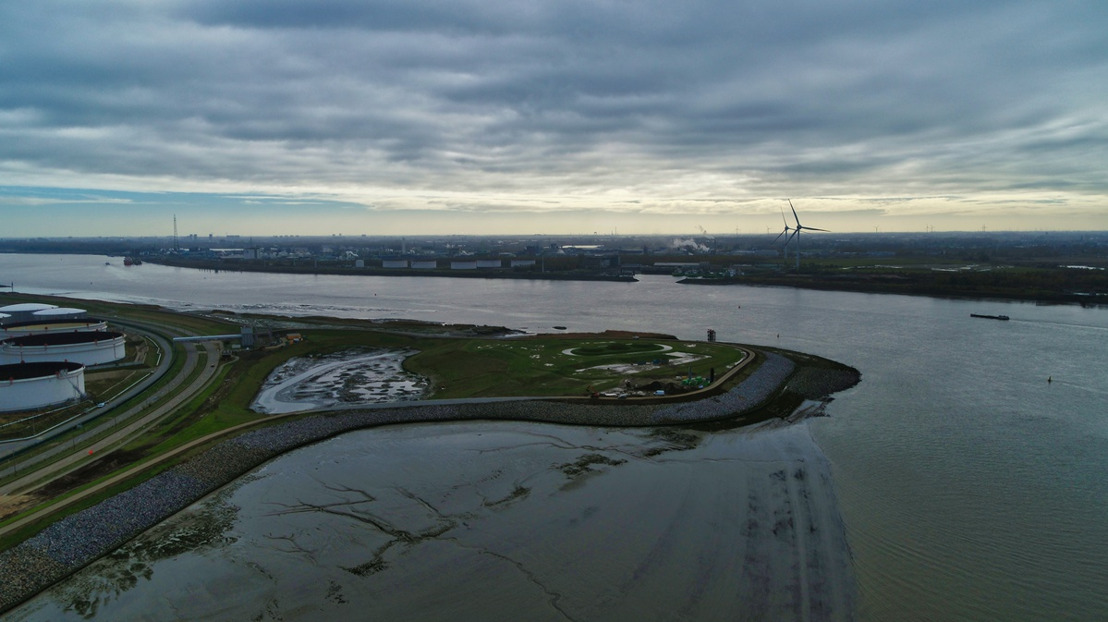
[2,1,1106,236]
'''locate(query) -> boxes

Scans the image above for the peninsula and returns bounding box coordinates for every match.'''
[0,293,859,614]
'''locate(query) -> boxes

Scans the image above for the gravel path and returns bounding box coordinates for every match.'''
[0,350,855,613]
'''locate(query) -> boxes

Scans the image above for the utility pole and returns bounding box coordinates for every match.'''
[173,214,180,251]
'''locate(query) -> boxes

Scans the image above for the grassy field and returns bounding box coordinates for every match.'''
[406,335,746,398]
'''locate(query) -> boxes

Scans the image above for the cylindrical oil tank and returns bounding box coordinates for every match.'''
[0,318,109,339]
[0,303,58,324]
[0,331,126,366]
[0,361,85,412]
[31,307,88,321]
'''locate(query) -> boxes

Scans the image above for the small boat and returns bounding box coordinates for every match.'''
[553,325,567,330]
[970,313,1009,321]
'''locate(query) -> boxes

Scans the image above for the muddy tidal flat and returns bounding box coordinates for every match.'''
[252,349,428,414]
[10,420,854,621]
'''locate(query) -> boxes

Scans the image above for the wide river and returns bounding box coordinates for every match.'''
[3,254,1107,620]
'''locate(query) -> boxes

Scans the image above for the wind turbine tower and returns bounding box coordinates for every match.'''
[773,208,795,262]
[784,200,828,270]
[173,214,179,252]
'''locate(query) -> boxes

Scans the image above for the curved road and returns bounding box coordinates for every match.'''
[0,318,224,499]
[0,320,173,461]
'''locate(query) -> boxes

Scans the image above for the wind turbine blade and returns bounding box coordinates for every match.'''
[786,229,799,245]
[779,205,790,227]
[773,229,786,244]
[804,226,830,232]
[789,199,801,226]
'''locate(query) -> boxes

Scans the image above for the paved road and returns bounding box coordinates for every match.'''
[0,320,173,461]
[0,318,223,497]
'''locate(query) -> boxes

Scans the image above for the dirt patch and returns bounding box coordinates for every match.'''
[0,495,35,522]
[33,448,150,501]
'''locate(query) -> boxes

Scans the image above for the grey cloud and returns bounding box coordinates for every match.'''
[0,0,1105,215]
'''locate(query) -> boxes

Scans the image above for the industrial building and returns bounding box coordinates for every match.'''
[0,361,86,412]
[0,331,126,366]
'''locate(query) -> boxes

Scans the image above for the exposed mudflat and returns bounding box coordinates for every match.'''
[10,420,854,622]
[251,349,428,414]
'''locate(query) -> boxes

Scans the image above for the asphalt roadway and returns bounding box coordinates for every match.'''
[0,318,223,498]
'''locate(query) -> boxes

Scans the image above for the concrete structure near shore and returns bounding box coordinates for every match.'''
[0,361,85,412]
[0,331,126,366]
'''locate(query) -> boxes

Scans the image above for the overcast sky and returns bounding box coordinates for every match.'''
[2,0,1106,237]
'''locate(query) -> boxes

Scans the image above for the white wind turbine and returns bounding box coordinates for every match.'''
[783,199,828,270]
[773,206,796,263]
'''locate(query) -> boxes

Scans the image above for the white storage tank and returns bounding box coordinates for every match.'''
[1,331,126,366]
[0,318,109,339]
[0,303,58,324]
[31,307,88,321]
[0,361,85,412]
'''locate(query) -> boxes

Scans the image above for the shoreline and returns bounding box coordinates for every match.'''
[678,275,1108,306]
[0,349,859,613]
[145,257,639,283]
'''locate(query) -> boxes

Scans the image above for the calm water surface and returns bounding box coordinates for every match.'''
[3,253,1107,620]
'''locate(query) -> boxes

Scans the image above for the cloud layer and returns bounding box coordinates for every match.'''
[1,0,1105,234]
